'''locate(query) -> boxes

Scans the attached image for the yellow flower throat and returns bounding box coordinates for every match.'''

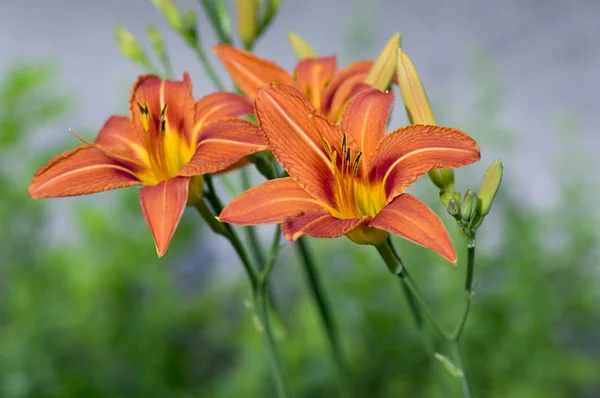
[136,102,195,185]
[321,131,386,220]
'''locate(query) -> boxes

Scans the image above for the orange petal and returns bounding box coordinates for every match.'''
[282,210,364,242]
[128,73,195,145]
[254,84,338,208]
[29,145,140,198]
[293,56,337,110]
[218,177,324,225]
[340,88,394,170]
[139,176,190,257]
[370,125,480,204]
[94,115,150,169]
[191,91,253,145]
[370,194,457,263]
[322,60,372,116]
[177,118,266,177]
[213,44,295,100]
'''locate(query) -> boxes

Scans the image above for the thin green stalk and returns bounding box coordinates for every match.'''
[375,241,472,397]
[199,0,233,45]
[255,226,290,398]
[295,238,350,396]
[240,167,266,266]
[452,239,476,342]
[190,41,226,91]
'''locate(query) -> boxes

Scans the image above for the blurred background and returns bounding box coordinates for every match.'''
[1,0,599,396]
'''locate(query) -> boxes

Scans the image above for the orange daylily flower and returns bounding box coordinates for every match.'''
[213,43,386,123]
[29,73,267,257]
[219,85,481,263]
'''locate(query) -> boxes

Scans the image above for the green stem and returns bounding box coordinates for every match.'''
[255,227,290,398]
[193,199,225,235]
[375,241,472,397]
[199,0,233,45]
[295,238,349,395]
[452,238,476,341]
[240,167,266,266]
[190,42,226,91]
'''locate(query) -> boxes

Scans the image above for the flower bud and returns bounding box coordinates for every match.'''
[150,0,182,32]
[477,159,503,216]
[180,10,199,45]
[440,190,460,206]
[429,167,455,192]
[460,190,478,223]
[115,26,156,73]
[396,49,436,125]
[447,197,461,217]
[235,0,259,49]
[288,32,317,60]
[365,33,401,92]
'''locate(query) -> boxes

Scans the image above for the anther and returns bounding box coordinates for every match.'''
[321,137,332,156]
[352,152,362,175]
[341,132,347,154]
[137,101,151,133]
[345,148,351,167]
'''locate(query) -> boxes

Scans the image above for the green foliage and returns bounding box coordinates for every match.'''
[1,49,599,398]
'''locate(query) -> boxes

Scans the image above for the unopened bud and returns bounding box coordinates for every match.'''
[396,49,435,125]
[460,190,478,222]
[115,26,156,73]
[477,160,503,216]
[440,190,460,206]
[429,167,455,192]
[259,0,283,34]
[151,0,182,32]
[235,0,259,49]
[447,198,461,217]
[180,10,199,45]
[288,32,317,60]
[365,33,401,92]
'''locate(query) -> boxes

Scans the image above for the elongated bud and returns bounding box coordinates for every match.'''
[259,0,283,34]
[478,160,503,216]
[397,48,456,194]
[115,26,156,73]
[180,10,199,45]
[147,26,173,78]
[447,197,461,217]
[235,0,259,49]
[150,0,182,31]
[365,33,401,92]
[397,49,435,125]
[461,190,478,222]
[288,32,317,60]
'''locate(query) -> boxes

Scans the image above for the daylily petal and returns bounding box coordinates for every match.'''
[282,210,365,242]
[94,115,150,169]
[340,88,394,171]
[294,56,337,110]
[191,91,253,145]
[139,176,190,257]
[218,177,324,225]
[370,194,457,263]
[160,72,195,142]
[213,44,295,100]
[177,118,266,177]
[322,60,373,116]
[254,84,338,208]
[29,145,140,198]
[326,75,371,123]
[370,125,480,204]
[128,74,162,134]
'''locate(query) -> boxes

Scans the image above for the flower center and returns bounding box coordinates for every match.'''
[137,102,195,184]
[322,131,385,219]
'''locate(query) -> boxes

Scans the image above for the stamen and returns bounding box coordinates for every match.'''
[341,132,347,154]
[352,152,362,175]
[321,136,333,156]
[137,101,151,133]
[345,148,351,168]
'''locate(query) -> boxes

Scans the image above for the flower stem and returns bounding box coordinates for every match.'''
[375,240,473,397]
[295,237,350,396]
[190,41,226,91]
[239,167,266,267]
[255,226,290,398]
